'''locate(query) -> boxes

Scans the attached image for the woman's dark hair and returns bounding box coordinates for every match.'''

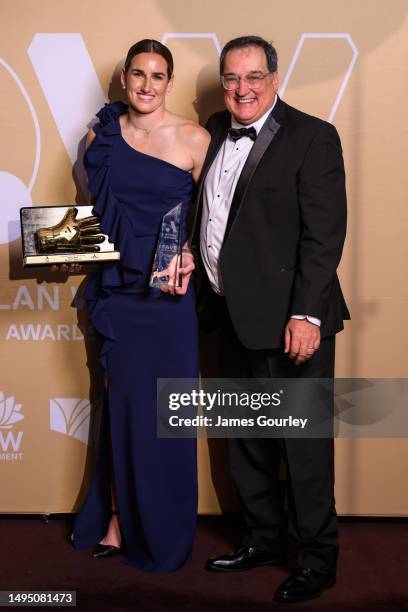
[220,35,278,74]
[124,39,174,79]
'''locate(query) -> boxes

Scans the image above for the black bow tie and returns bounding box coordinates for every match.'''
[228,126,257,142]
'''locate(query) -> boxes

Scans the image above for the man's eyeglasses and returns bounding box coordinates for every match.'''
[220,72,273,91]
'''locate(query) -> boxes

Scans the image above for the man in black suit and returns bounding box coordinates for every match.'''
[191,36,350,603]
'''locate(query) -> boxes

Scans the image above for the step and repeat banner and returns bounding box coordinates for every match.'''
[1,0,407,514]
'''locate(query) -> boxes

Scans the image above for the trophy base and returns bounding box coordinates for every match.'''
[23,251,120,266]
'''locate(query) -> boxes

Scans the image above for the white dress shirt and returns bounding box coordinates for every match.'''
[200,97,320,326]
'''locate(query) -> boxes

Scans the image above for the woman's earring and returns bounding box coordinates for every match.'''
[122,85,126,89]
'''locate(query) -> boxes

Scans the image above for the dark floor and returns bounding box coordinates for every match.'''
[2,515,407,611]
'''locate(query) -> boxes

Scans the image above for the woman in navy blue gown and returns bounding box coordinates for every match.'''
[72,39,210,571]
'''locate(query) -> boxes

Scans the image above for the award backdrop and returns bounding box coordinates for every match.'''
[1,0,408,515]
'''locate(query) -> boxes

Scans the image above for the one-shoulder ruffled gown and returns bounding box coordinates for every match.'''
[72,102,198,571]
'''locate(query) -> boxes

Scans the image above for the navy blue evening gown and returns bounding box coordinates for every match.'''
[72,102,198,571]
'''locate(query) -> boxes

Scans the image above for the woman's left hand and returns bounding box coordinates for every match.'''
[156,252,195,295]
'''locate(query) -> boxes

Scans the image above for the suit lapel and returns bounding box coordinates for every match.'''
[222,103,283,245]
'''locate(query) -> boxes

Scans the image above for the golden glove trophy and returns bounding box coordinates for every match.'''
[20,205,120,266]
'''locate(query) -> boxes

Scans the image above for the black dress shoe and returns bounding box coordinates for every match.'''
[274,567,336,602]
[205,546,286,572]
[92,543,121,559]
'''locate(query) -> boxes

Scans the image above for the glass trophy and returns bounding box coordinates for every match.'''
[150,203,183,288]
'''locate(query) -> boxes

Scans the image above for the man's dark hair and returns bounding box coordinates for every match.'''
[124,39,174,79]
[220,36,278,74]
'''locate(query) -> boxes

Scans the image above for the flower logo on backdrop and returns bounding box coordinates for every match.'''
[0,391,24,461]
[0,391,24,428]
[49,398,97,445]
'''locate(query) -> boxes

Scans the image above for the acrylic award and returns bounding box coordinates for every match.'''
[149,203,183,288]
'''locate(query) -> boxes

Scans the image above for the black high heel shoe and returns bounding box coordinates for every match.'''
[92,511,121,559]
[92,543,121,559]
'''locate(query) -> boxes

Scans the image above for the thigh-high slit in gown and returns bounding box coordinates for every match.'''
[72,102,198,572]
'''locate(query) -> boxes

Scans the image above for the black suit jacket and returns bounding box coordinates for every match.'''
[191,96,350,350]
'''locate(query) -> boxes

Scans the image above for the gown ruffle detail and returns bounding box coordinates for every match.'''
[82,101,143,369]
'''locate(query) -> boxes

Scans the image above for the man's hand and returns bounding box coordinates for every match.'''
[284,318,320,365]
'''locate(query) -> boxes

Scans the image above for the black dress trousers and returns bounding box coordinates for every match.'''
[216,296,338,574]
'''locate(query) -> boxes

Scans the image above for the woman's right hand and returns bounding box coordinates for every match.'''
[51,263,82,273]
